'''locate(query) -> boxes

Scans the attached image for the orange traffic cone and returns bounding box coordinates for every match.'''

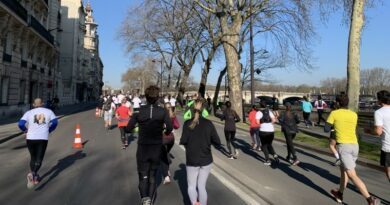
[95,108,99,118]
[73,124,83,149]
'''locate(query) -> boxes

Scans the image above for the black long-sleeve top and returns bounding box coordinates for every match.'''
[220,109,240,131]
[126,103,172,145]
[180,117,221,166]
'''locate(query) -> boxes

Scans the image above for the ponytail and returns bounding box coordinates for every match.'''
[189,99,203,130]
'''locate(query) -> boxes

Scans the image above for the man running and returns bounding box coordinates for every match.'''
[126,86,173,205]
[314,95,327,126]
[324,95,380,205]
[18,98,58,189]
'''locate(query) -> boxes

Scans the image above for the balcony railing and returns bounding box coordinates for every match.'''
[0,0,28,21]
[29,16,54,45]
[2,53,12,62]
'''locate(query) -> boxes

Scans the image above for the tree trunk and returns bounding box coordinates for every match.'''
[222,36,243,118]
[347,0,365,112]
[177,69,190,107]
[213,67,227,115]
[198,50,215,98]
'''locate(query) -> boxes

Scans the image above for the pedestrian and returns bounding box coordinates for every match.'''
[256,101,279,166]
[219,101,241,159]
[272,94,279,108]
[301,96,314,128]
[314,95,328,126]
[18,98,58,189]
[248,105,261,151]
[329,100,341,166]
[324,94,380,205]
[180,99,221,205]
[126,86,173,205]
[169,95,177,112]
[132,94,142,113]
[373,90,390,182]
[278,102,300,165]
[103,97,116,130]
[97,95,104,117]
[272,103,280,123]
[115,98,132,149]
[161,102,180,185]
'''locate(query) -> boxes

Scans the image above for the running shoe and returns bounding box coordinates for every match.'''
[273,155,279,164]
[234,149,240,158]
[330,189,343,203]
[256,147,262,152]
[27,173,34,189]
[367,196,381,205]
[163,176,171,185]
[292,160,300,166]
[288,159,295,164]
[264,160,271,166]
[333,159,341,166]
[122,145,126,149]
[140,197,151,205]
[33,174,40,185]
[228,155,235,160]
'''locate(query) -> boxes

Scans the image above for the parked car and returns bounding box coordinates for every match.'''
[255,96,274,107]
[283,97,303,106]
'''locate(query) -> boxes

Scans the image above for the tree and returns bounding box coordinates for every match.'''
[194,0,314,117]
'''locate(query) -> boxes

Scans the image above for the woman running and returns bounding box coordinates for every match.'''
[248,105,261,151]
[220,101,241,159]
[278,102,300,165]
[180,99,221,205]
[161,102,180,184]
[115,99,132,149]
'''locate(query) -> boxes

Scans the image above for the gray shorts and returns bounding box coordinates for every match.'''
[337,143,359,170]
[104,111,113,121]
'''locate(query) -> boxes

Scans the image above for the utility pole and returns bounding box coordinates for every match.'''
[249,0,255,105]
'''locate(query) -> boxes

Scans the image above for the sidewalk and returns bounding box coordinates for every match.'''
[0,102,96,144]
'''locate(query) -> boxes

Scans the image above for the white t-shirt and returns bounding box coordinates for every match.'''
[164,98,169,103]
[315,100,327,110]
[170,98,176,107]
[113,96,119,105]
[375,106,390,152]
[21,107,57,140]
[125,101,132,108]
[256,110,275,132]
[117,94,125,103]
[132,97,141,108]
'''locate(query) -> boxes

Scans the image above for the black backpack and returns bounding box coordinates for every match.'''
[260,108,272,123]
[103,102,111,111]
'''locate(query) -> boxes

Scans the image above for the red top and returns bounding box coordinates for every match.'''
[116,105,131,127]
[248,110,260,129]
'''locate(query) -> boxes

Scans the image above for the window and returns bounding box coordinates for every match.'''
[0,77,10,104]
[19,80,26,104]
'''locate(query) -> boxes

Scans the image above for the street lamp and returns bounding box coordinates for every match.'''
[152,59,163,95]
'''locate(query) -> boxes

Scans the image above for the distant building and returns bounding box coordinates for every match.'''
[0,0,61,118]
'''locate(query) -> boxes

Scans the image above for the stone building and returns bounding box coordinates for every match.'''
[59,0,103,104]
[0,0,61,118]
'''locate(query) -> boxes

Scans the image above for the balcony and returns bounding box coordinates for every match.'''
[0,0,28,22]
[29,16,54,45]
[2,53,12,62]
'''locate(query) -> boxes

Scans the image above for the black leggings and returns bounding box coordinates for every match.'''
[161,141,174,177]
[303,112,312,126]
[26,140,48,174]
[260,131,276,161]
[317,109,326,124]
[224,130,237,155]
[119,127,127,144]
[283,131,297,160]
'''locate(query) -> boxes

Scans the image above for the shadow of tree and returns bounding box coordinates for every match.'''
[35,150,87,191]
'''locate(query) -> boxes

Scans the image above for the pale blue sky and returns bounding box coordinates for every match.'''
[89,0,390,89]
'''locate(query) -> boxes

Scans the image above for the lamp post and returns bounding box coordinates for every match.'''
[250,0,255,105]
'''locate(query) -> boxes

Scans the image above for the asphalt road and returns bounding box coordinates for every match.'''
[0,109,244,205]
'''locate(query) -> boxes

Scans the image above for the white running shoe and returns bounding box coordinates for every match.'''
[163,176,171,185]
[27,173,34,189]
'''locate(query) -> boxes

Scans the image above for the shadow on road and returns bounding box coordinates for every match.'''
[173,164,191,205]
[234,138,265,162]
[295,148,334,166]
[12,144,27,150]
[35,150,87,191]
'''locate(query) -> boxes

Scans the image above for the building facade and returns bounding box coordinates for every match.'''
[0,0,61,118]
[59,0,103,104]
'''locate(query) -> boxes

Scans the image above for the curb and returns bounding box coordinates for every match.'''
[208,117,383,172]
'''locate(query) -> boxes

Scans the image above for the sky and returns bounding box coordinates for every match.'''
[89,0,390,89]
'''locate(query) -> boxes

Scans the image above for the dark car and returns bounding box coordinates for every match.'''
[255,96,274,107]
[283,97,303,106]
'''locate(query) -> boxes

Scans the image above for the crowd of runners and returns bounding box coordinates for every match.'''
[17,87,389,205]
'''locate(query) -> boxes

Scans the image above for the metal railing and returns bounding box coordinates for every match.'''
[0,0,28,21]
[29,16,54,45]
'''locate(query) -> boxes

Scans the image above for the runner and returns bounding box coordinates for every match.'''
[373,90,390,182]
[184,94,209,121]
[169,95,177,112]
[278,102,300,165]
[180,99,221,205]
[115,98,132,149]
[219,101,240,159]
[256,102,279,166]
[301,96,314,128]
[132,94,142,113]
[103,97,116,130]
[324,94,380,205]
[97,95,104,117]
[161,102,180,185]
[329,100,341,166]
[248,105,261,151]
[126,86,173,205]
[18,98,58,189]
[314,95,328,126]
